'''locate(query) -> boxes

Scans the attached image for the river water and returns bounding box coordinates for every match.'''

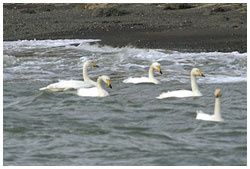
[3,39,247,165]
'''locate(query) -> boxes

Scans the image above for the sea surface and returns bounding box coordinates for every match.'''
[3,39,247,166]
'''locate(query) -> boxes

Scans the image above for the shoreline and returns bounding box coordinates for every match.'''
[3,3,247,53]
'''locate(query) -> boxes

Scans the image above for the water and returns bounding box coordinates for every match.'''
[3,39,247,166]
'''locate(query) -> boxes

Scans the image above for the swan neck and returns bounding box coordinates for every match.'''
[83,63,91,81]
[148,66,155,81]
[191,74,200,94]
[214,97,221,121]
[96,77,104,95]
[96,78,103,89]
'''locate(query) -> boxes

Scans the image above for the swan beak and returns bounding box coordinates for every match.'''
[215,89,221,98]
[198,71,205,77]
[157,66,162,74]
[92,63,99,68]
[107,80,112,88]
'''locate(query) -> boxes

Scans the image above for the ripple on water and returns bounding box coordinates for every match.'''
[3,40,247,165]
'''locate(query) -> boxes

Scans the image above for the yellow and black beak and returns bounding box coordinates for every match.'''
[107,80,112,88]
[198,71,205,77]
[215,89,221,98]
[157,66,162,74]
[92,63,99,68]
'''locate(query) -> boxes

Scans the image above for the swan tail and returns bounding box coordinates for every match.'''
[39,87,47,91]
[196,110,203,114]
[156,92,169,99]
[39,86,66,92]
[123,78,131,83]
[122,77,149,84]
[196,110,206,120]
[63,88,73,91]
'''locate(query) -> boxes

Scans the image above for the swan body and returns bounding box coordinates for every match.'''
[123,62,162,84]
[158,90,195,98]
[39,80,94,92]
[196,89,223,122]
[39,60,98,91]
[123,77,155,84]
[77,75,112,97]
[156,68,204,99]
[196,111,216,121]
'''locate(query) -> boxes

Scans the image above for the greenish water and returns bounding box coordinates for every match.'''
[3,40,247,165]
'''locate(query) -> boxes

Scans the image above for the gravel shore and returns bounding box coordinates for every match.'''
[3,3,247,53]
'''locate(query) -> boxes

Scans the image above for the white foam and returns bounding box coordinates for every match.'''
[200,76,247,84]
[75,42,122,53]
[119,47,167,60]
[3,40,247,84]
[3,55,18,66]
[3,39,101,51]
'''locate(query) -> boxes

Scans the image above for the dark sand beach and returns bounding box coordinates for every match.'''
[3,3,247,53]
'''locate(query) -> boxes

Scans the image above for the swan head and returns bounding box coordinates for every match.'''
[99,75,112,88]
[84,60,99,68]
[215,89,221,98]
[191,68,205,77]
[152,62,162,74]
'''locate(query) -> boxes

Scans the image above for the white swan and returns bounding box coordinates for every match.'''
[39,60,98,92]
[123,62,162,84]
[156,68,205,99]
[196,89,223,122]
[77,75,112,97]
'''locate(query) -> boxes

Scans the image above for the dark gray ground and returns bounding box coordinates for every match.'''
[3,3,247,53]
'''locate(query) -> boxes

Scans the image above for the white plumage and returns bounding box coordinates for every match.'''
[196,111,216,121]
[77,75,112,97]
[157,68,205,99]
[157,90,195,98]
[39,80,94,92]
[123,62,162,84]
[39,60,98,91]
[196,89,224,122]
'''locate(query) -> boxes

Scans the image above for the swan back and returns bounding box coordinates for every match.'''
[156,90,194,99]
[196,110,215,121]
[123,77,152,84]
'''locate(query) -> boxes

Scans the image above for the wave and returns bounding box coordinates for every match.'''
[3,55,18,66]
[74,42,122,53]
[4,39,247,59]
[3,39,247,84]
[200,76,247,84]
[3,39,101,51]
